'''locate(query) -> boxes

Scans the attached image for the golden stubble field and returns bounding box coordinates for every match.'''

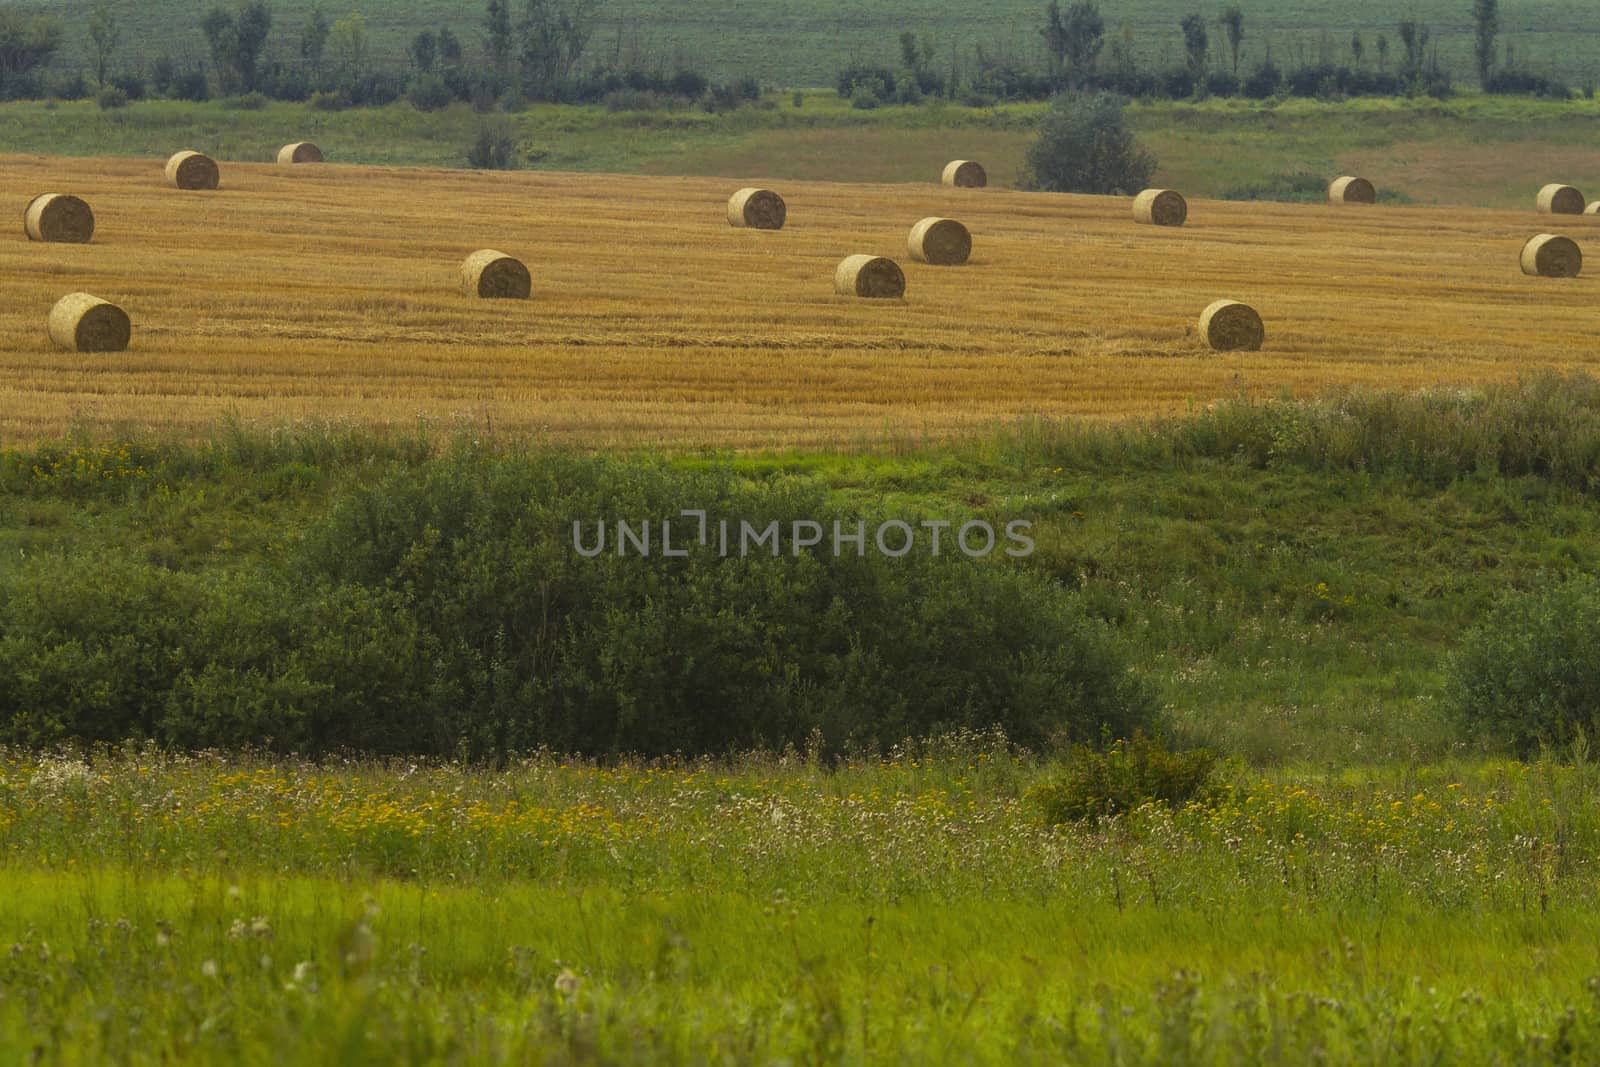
[4,152,1600,448]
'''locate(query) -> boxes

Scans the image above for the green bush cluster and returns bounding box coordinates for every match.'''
[1029,732,1220,824]
[1448,573,1600,754]
[0,454,1154,758]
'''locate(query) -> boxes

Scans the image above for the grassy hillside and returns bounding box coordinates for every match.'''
[6,392,1600,1059]
[31,0,1600,89]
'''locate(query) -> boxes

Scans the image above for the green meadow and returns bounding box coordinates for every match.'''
[7,93,1600,208]
[6,378,1600,1060]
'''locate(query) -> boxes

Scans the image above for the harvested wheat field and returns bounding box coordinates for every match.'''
[4,153,1600,448]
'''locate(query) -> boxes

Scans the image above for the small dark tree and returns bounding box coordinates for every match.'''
[233,1,271,92]
[301,3,330,79]
[200,9,237,92]
[438,27,463,66]
[485,0,513,82]
[410,29,437,72]
[466,121,515,168]
[87,1,120,88]
[1473,0,1498,87]
[1021,91,1156,195]
[1350,31,1363,69]
[1179,13,1208,79]
[1219,5,1243,75]
[1397,19,1428,80]
[200,1,271,93]
[1040,1,1068,79]
[518,0,596,99]
[0,8,61,94]
[1061,2,1105,86]
[1376,32,1388,73]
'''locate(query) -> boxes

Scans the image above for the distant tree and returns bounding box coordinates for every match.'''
[1376,32,1388,73]
[0,7,61,92]
[1219,5,1243,75]
[1061,3,1104,85]
[517,0,596,99]
[301,3,330,77]
[328,11,366,85]
[485,0,513,82]
[1021,91,1155,194]
[233,1,271,92]
[1473,0,1497,87]
[1041,1,1068,79]
[1179,13,1208,79]
[438,26,463,66]
[1350,31,1363,69]
[86,1,119,88]
[410,29,437,72]
[1397,18,1429,83]
[200,2,272,93]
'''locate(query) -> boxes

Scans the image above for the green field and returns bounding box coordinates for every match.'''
[6,93,1600,209]
[6,379,1600,1060]
[30,0,1600,88]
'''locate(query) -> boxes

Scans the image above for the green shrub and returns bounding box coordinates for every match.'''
[308,90,347,111]
[1019,91,1156,194]
[408,73,452,112]
[466,123,515,169]
[1447,573,1600,754]
[222,91,269,110]
[0,556,444,754]
[0,455,1154,759]
[95,85,128,110]
[1029,733,1220,824]
[300,454,1155,757]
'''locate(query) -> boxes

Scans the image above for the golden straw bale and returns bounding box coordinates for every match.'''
[1198,299,1264,351]
[277,142,324,164]
[165,150,220,190]
[834,254,906,298]
[1328,176,1376,204]
[459,249,532,299]
[1133,188,1187,226]
[727,187,786,229]
[48,293,130,353]
[1520,234,1582,277]
[1538,184,1585,214]
[23,194,94,242]
[941,160,986,188]
[907,217,971,265]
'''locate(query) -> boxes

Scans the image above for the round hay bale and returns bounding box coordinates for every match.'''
[907,217,971,265]
[460,249,531,299]
[1520,234,1582,278]
[1328,176,1376,204]
[165,150,219,190]
[1537,184,1585,214]
[835,254,906,299]
[23,193,94,243]
[277,141,324,164]
[727,187,786,229]
[1198,299,1264,352]
[1586,201,1600,215]
[1132,188,1187,226]
[941,160,987,188]
[48,292,130,353]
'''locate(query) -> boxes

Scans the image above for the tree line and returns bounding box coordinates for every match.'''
[0,0,760,110]
[0,0,1579,109]
[839,0,1573,107]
